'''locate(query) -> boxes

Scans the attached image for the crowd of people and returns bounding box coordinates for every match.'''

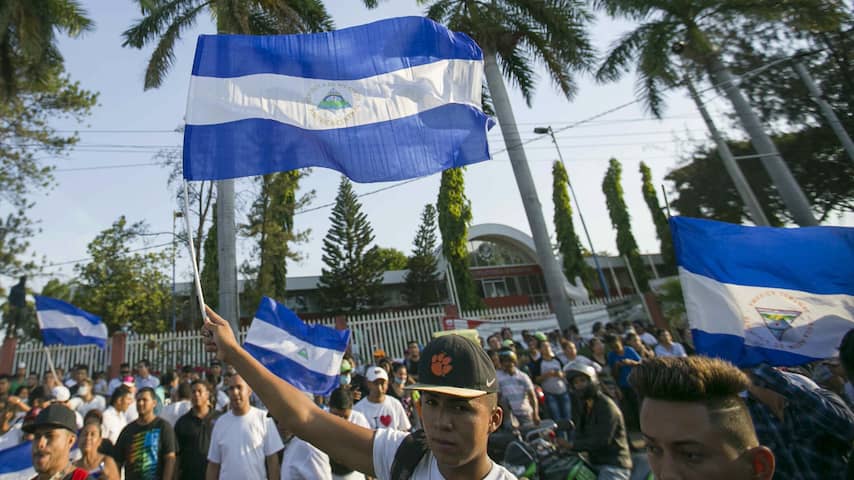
[1,315,853,480]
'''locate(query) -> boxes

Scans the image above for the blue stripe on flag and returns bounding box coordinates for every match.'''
[691,329,820,367]
[670,216,854,295]
[41,328,107,349]
[191,17,482,79]
[182,103,491,182]
[35,296,102,326]
[254,297,349,352]
[0,441,32,474]
[244,343,340,396]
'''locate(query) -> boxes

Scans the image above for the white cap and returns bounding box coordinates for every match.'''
[51,386,71,402]
[366,366,389,383]
[17,362,26,369]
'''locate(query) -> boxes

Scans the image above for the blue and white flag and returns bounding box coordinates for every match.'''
[35,296,108,349]
[0,441,35,480]
[244,297,350,395]
[670,216,854,367]
[183,16,493,182]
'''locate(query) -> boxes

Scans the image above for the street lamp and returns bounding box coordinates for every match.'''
[171,211,184,331]
[534,126,612,300]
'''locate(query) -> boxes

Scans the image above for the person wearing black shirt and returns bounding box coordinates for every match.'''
[174,380,219,480]
[115,387,177,480]
[404,340,421,381]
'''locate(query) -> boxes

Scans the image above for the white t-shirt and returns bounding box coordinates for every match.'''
[539,358,567,395]
[101,406,127,444]
[69,395,106,418]
[160,399,192,426]
[353,396,411,431]
[372,428,515,480]
[281,437,331,480]
[640,332,658,347]
[207,407,284,480]
[654,342,687,358]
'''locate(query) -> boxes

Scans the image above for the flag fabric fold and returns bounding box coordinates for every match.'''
[670,216,854,367]
[0,441,35,480]
[35,296,108,349]
[244,297,350,395]
[183,16,493,182]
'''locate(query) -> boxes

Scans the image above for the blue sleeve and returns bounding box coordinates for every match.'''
[626,347,641,361]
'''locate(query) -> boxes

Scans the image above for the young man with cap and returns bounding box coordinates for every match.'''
[353,365,411,431]
[202,306,514,479]
[23,404,91,480]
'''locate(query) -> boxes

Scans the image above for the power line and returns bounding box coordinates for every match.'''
[41,241,174,269]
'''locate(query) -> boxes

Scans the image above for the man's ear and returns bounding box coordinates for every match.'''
[489,405,503,433]
[747,446,774,480]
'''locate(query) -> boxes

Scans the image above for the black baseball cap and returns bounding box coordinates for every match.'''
[405,334,498,399]
[22,404,77,434]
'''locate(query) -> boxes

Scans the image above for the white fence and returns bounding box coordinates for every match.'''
[13,297,636,374]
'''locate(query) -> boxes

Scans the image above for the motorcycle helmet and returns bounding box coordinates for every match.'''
[565,361,599,400]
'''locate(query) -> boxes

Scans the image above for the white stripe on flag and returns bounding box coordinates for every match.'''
[37,309,108,339]
[681,267,854,357]
[186,59,482,129]
[245,318,343,377]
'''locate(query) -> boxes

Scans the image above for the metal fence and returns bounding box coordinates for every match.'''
[14,341,111,376]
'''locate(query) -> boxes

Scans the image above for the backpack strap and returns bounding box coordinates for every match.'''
[390,430,429,480]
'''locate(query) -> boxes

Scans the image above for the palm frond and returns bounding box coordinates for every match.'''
[122,0,198,49]
[50,0,95,36]
[142,1,208,89]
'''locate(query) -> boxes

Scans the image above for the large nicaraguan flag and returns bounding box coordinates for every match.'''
[183,16,493,182]
[0,441,35,480]
[244,297,350,395]
[671,216,854,367]
[35,296,108,349]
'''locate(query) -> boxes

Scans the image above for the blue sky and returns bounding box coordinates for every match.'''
[17,1,852,290]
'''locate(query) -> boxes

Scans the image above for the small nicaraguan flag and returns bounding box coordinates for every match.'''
[670,216,854,367]
[35,296,108,349]
[183,16,493,183]
[244,297,350,395]
[0,441,35,480]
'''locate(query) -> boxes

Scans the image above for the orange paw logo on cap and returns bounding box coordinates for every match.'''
[431,352,453,376]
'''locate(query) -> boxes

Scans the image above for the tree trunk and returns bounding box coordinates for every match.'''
[685,74,769,225]
[482,49,575,329]
[706,55,817,226]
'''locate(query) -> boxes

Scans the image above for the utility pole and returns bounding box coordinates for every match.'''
[216,180,239,333]
[794,61,854,166]
[684,75,770,226]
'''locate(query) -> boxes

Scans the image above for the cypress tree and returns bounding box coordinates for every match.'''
[437,168,484,310]
[552,161,591,287]
[602,158,649,292]
[639,162,675,269]
[404,204,441,306]
[318,177,384,312]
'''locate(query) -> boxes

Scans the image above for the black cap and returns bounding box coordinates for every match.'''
[405,334,498,399]
[22,404,77,434]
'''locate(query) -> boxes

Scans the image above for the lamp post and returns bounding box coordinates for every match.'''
[171,210,183,331]
[534,126,612,299]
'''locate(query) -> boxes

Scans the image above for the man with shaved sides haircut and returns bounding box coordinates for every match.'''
[629,356,775,480]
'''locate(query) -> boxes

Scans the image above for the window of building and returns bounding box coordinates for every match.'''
[467,239,535,267]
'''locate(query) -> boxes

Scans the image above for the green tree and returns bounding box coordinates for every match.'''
[417,0,595,328]
[602,158,649,292]
[0,69,96,277]
[437,168,483,310]
[242,171,312,308]
[552,161,590,288]
[74,216,171,334]
[404,204,441,307]
[369,247,409,271]
[200,203,218,310]
[317,178,384,313]
[639,162,674,269]
[0,0,93,98]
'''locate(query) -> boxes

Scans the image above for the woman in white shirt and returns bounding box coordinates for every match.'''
[653,329,688,358]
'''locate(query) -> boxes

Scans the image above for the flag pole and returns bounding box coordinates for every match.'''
[182,181,208,323]
[43,345,58,387]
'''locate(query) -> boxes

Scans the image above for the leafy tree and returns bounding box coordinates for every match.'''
[369,247,409,271]
[639,162,674,269]
[437,168,483,310]
[74,216,171,334]
[602,158,649,292]
[552,161,591,287]
[0,0,93,98]
[317,178,384,313]
[404,204,441,307]
[200,202,218,311]
[0,69,96,278]
[242,171,312,308]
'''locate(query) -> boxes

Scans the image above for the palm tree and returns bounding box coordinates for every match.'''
[593,0,846,226]
[416,0,596,329]
[122,0,332,330]
[0,0,93,99]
